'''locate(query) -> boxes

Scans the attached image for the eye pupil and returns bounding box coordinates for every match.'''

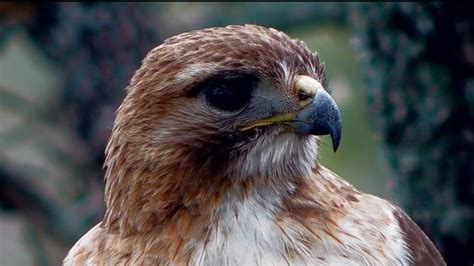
[204,75,254,111]
[212,86,232,97]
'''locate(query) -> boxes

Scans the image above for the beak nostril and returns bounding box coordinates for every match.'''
[297,91,312,101]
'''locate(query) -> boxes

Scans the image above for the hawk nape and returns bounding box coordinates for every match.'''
[64,25,445,265]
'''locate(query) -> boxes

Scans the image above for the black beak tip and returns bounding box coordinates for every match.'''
[329,117,342,152]
[331,127,341,152]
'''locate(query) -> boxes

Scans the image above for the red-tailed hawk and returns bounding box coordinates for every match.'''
[64,25,445,265]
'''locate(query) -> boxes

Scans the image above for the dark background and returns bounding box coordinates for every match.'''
[0,3,472,265]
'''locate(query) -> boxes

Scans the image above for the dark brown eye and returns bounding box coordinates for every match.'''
[202,73,256,112]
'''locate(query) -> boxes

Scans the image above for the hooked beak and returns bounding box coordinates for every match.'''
[290,87,342,152]
[238,75,342,152]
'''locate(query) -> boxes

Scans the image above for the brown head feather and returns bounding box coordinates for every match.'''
[102,25,326,235]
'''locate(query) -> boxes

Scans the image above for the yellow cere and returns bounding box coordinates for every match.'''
[294,75,323,107]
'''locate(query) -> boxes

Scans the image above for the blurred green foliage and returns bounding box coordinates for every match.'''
[292,26,390,196]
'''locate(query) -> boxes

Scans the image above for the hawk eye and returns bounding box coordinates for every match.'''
[203,73,255,112]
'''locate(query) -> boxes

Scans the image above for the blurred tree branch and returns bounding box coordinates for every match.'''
[350,2,474,264]
[1,3,161,264]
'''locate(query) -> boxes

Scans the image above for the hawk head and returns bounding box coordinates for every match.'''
[103,25,341,232]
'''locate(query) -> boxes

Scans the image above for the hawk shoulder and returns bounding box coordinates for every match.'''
[393,207,446,265]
